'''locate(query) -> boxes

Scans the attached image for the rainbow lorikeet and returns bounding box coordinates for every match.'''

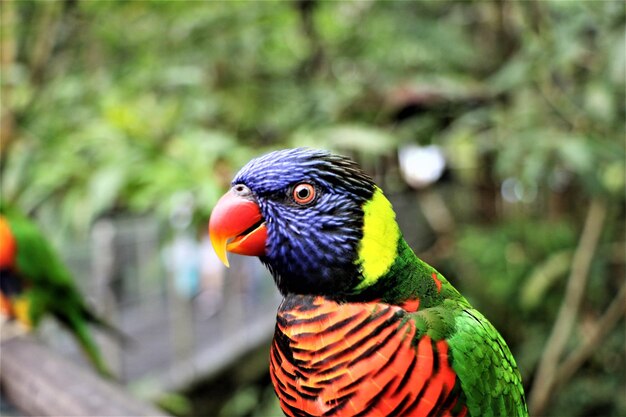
[209,149,527,417]
[0,206,119,378]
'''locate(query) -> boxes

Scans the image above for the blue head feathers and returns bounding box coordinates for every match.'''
[232,148,376,295]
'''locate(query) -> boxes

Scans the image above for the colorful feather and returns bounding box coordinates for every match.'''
[1,206,121,378]
[209,148,528,416]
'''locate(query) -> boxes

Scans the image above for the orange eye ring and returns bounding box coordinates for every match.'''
[292,183,316,205]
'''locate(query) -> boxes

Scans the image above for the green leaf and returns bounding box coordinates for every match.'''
[89,166,126,218]
[290,124,397,155]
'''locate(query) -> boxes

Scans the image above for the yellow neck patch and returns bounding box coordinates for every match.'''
[355,187,400,290]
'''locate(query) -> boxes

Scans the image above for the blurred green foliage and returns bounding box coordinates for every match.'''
[1,1,624,416]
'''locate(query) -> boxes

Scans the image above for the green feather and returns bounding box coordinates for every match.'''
[2,207,118,378]
[350,188,528,416]
[448,309,527,417]
[384,237,527,416]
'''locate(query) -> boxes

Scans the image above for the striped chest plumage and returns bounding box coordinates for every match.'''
[270,295,468,417]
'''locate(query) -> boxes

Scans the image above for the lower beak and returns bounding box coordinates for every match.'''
[208,189,267,267]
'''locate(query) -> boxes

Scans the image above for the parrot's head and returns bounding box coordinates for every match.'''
[209,148,401,297]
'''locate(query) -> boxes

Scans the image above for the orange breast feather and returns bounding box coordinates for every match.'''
[0,217,17,269]
[270,295,467,417]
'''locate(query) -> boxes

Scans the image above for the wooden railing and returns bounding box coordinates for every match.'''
[0,216,281,415]
[0,335,169,416]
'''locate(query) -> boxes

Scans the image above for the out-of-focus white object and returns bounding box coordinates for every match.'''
[501,177,538,204]
[398,144,446,189]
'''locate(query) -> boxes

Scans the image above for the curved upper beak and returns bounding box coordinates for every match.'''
[208,188,267,267]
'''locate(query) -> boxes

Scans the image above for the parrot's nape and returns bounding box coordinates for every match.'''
[209,148,528,417]
[0,206,123,378]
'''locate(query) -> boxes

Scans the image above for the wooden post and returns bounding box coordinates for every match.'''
[0,335,170,417]
[91,219,123,379]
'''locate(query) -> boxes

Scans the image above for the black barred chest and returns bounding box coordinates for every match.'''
[268,295,465,417]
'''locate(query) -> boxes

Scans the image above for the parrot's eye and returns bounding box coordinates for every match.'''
[292,183,316,205]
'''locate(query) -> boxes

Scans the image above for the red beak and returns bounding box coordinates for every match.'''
[208,189,267,267]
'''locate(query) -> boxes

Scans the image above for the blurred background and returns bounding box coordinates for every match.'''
[1,1,624,416]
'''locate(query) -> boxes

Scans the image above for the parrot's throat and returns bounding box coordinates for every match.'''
[350,238,447,307]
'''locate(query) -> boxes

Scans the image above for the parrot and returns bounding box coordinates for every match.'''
[208,148,528,417]
[0,205,121,378]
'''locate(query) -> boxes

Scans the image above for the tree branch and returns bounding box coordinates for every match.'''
[0,0,17,174]
[554,282,626,388]
[29,2,64,86]
[528,198,607,416]
[294,0,324,78]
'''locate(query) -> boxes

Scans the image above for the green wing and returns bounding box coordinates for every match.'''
[5,209,84,322]
[449,308,528,417]
[3,208,76,285]
[3,208,116,378]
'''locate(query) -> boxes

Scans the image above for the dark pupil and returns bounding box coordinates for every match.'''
[297,187,310,199]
